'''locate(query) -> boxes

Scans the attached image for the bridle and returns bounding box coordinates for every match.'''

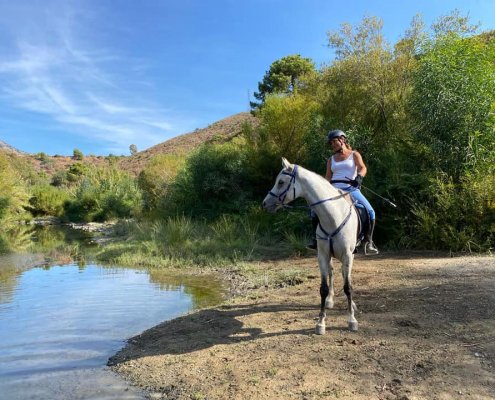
[267,165,298,206]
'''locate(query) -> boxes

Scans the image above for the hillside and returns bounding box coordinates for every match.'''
[118,112,258,175]
[0,112,258,178]
[0,140,24,154]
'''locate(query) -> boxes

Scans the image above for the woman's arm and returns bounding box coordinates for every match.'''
[325,158,333,181]
[353,151,367,177]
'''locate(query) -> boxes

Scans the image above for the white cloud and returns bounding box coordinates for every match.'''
[0,1,187,154]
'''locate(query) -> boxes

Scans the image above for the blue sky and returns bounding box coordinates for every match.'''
[0,0,493,156]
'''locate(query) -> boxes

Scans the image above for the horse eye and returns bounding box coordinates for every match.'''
[278,180,284,185]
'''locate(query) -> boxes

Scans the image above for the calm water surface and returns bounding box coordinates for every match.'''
[0,253,226,400]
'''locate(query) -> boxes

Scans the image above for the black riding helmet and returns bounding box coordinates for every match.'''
[326,129,346,143]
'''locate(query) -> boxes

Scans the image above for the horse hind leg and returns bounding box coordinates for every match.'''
[342,256,358,331]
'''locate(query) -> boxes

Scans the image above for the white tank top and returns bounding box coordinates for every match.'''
[330,151,357,189]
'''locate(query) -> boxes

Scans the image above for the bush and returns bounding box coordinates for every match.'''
[73,148,84,160]
[28,184,70,217]
[409,34,495,180]
[409,172,495,251]
[0,153,29,225]
[63,167,142,222]
[35,152,51,164]
[67,163,89,183]
[245,93,324,197]
[138,154,185,213]
[164,143,253,218]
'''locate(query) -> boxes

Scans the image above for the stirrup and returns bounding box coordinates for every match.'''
[306,239,317,250]
[364,242,379,255]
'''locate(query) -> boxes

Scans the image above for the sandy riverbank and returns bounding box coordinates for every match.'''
[108,253,495,400]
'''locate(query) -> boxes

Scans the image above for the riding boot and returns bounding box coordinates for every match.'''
[306,214,319,250]
[364,219,379,255]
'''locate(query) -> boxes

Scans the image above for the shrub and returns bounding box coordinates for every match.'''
[138,154,185,213]
[409,172,495,251]
[63,167,142,222]
[0,153,29,225]
[164,143,252,218]
[28,184,70,217]
[73,148,84,160]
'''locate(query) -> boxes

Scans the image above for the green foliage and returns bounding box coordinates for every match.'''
[138,154,185,213]
[96,212,293,267]
[322,15,417,151]
[129,144,138,155]
[67,163,90,183]
[73,148,84,160]
[409,172,495,251]
[252,54,316,109]
[63,167,142,222]
[431,9,480,38]
[164,143,252,218]
[245,93,324,195]
[51,170,69,187]
[409,34,495,180]
[35,152,51,164]
[28,184,70,217]
[0,153,29,225]
[3,10,493,255]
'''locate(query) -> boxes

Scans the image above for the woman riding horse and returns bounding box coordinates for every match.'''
[308,129,379,254]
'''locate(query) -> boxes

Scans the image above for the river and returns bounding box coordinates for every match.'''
[0,226,226,400]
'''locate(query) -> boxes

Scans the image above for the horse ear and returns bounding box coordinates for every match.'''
[281,157,293,170]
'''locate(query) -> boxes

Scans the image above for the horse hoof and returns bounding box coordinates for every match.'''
[348,321,358,332]
[315,323,326,335]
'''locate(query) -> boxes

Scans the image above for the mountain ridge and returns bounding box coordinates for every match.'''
[1,112,258,176]
[119,112,257,174]
[0,140,24,154]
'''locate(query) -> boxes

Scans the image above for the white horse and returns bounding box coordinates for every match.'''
[262,158,359,334]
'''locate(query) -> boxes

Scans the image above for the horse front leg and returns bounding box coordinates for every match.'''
[342,253,358,331]
[316,250,330,335]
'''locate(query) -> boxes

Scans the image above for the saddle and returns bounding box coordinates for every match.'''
[337,190,370,250]
[354,202,370,249]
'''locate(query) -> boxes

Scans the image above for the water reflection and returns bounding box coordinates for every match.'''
[0,226,227,399]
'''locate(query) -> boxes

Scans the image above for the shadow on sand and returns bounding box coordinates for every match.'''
[108,302,326,366]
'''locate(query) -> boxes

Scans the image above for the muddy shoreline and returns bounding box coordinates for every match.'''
[108,253,495,400]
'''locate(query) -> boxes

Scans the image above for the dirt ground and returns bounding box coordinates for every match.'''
[108,253,495,400]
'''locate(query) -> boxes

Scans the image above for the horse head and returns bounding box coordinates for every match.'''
[262,158,299,213]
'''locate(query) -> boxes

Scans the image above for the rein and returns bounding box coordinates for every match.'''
[267,164,351,209]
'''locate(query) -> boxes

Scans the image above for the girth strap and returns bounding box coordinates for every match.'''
[316,202,355,257]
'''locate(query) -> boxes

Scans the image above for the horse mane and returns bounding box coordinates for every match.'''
[296,164,338,193]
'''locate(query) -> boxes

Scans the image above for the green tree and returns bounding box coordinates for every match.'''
[409,34,495,180]
[321,15,419,146]
[315,14,424,209]
[138,154,185,212]
[244,93,323,195]
[0,153,29,225]
[431,9,479,38]
[251,54,316,109]
[73,148,84,160]
[129,144,138,155]
[165,143,251,218]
